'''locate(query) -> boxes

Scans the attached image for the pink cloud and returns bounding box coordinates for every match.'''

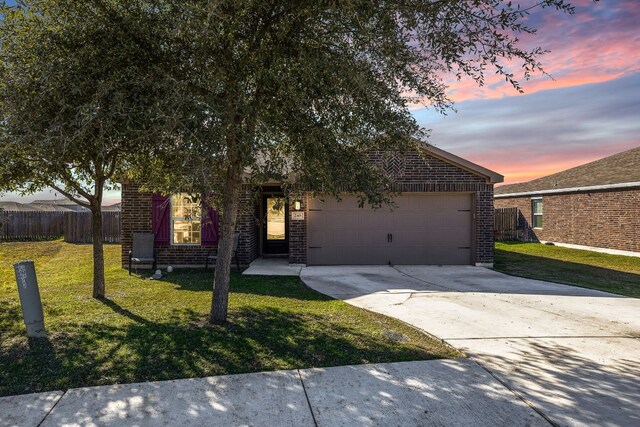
[412,0,640,104]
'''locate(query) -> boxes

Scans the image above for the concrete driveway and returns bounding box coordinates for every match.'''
[300,266,640,427]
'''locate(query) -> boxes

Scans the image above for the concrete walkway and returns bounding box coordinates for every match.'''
[300,265,640,427]
[0,359,546,426]
[242,257,303,276]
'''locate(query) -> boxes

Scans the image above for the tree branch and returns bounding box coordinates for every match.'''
[49,184,92,208]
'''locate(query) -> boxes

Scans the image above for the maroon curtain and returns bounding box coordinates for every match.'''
[201,194,219,246]
[151,194,170,247]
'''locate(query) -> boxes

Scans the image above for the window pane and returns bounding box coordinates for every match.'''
[533,215,543,228]
[532,199,543,214]
[171,194,201,219]
[192,223,201,243]
[172,193,202,245]
[173,220,201,244]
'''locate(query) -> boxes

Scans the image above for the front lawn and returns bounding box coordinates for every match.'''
[0,241,458,396]
[495,241,640,298]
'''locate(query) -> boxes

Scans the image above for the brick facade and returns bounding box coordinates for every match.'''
[235,185,260,266]
[371,150,495,265]
[495,188,640,253]
[288,150,496,265]
[288,193,308,265]
[121,182,259,268]
[122,149,498,268]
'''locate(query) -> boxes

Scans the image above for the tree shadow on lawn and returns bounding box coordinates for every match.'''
[494,249,640,298]
[150,268,334,301]
[0,297,445,397]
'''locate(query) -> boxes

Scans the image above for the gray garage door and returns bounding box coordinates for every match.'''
[307,193,472,265]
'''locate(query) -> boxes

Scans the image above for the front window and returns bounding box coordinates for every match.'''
[532,198,543,229]
[171,193,201,245]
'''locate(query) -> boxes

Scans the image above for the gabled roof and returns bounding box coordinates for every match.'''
[421,142,504,184]
[495,146,640,197]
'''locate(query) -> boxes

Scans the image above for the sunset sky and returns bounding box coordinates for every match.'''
[2,0,639,203]
[415,0,640,185]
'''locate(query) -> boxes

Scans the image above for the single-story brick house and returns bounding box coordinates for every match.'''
[121,143,503,269]
[495,146,640,255]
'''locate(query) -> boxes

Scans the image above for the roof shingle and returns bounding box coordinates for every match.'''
[495,146,640,196]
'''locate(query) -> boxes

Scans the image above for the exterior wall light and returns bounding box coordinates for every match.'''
[294,200,301,211]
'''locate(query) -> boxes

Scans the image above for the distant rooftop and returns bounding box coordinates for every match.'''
[28,203,82,212]
[31,199,79,205]
[0,201,42,212]
[0,199,118,212]
[495,146,640,196]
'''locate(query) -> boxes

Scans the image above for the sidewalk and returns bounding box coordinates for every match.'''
[1,359,546,426]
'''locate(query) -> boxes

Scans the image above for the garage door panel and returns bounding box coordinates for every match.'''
[388,246,425,265]
[307,247,334,265]
[387,245,469,265]
[398,227,468,246]
[307,193,472,266]
[424,227,467,243]
[425,246,471,265]
[392,230,418,246]
[446,228,474,245]
[360,230,388,246]
[310,245,389,265]
[423,212,469,228]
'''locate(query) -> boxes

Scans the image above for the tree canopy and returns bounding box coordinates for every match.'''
[1,0,578,320]
[0,0,178,297]
[127,0,576,322]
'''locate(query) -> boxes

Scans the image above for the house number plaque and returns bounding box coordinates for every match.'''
[291,212,305,220]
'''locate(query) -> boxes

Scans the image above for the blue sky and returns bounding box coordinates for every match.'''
[2,0,639,203]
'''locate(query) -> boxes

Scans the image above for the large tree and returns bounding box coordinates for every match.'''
[0,0,176,297]
[128,0,577,323]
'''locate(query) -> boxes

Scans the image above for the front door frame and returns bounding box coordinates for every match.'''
[261,189,289,255]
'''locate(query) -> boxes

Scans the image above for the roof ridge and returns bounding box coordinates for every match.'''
[496,145,640,195]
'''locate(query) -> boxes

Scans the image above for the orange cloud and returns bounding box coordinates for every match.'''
[468,142,640,186]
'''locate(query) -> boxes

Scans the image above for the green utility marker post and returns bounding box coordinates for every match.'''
[14,260,46,338]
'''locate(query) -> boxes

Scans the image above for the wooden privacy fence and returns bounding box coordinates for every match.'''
[0,210,120,242]
[0,211,64,240]
[63,211,120,243]
[494,207,520,241]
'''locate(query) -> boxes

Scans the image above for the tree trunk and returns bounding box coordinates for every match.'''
[91,208,106,299]
[209,161,243,324]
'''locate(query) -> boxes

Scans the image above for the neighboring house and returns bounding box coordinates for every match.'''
[121,143,503,268]
[0,199,121,212]
[29,199,89,212]
[101,203,121,212]
[495,146,640,255]
[0,201,42,212]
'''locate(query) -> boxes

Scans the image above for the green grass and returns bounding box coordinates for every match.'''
[0,240,458,396]
[495,241,640,297]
